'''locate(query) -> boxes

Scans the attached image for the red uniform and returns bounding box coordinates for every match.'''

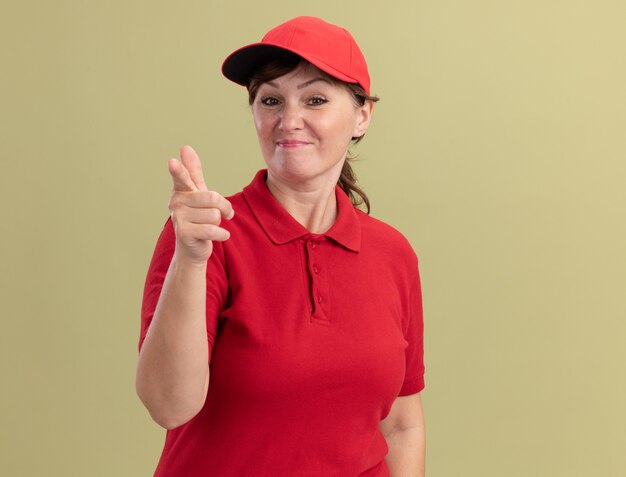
[140,169,425,476]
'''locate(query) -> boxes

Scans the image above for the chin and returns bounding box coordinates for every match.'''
[268,163,342,188]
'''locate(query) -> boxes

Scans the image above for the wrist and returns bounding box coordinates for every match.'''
[171,252,209,271]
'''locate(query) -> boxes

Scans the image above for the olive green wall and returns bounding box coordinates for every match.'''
[2,1,625,476]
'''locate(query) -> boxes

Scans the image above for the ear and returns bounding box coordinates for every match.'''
[352,100,374,138]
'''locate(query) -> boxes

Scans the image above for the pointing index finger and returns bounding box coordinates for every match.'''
[180,145,208,192]
[168,158,198,192]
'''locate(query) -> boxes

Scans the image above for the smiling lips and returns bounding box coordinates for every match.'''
[276,140,311,148]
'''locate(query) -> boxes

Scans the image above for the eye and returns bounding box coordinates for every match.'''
[260,96,280,106]
[307,96,328,106]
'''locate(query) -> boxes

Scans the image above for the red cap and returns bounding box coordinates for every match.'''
[221,16,371,95]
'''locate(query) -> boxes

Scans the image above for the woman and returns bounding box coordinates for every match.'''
[136,16,426,477]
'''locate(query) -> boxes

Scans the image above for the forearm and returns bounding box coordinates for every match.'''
[135,254,209,429]
[384,425,426,477]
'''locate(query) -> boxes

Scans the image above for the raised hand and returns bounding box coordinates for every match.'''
[167,145,234,265]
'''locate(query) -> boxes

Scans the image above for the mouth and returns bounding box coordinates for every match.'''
[276,140,311,148]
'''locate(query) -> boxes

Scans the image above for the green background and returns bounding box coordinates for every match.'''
[2,1,625,476]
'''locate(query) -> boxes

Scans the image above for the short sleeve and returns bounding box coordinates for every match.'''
[138,217,229,364]
[398,263,425,396]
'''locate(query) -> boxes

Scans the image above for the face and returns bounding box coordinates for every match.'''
[251,63,373,188]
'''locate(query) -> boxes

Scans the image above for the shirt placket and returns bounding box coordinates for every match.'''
[305,236,330,324]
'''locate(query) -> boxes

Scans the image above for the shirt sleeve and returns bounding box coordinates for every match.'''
[138,217,229,364]
[398,263,425,396]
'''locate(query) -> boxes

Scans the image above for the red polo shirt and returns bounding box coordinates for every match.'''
[139,169,425,477]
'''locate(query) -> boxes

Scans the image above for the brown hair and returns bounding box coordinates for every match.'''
[247,56,380,214]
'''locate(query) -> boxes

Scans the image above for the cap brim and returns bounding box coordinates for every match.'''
[221,43,360,88]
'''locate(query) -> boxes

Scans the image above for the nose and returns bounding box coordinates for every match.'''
[278,102,304,132]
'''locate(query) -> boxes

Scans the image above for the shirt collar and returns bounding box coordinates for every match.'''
[242,169,361,252]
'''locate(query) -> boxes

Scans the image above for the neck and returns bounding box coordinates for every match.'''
[265,171,340,234]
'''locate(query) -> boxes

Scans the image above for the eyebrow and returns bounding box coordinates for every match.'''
[264,77,333,90]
